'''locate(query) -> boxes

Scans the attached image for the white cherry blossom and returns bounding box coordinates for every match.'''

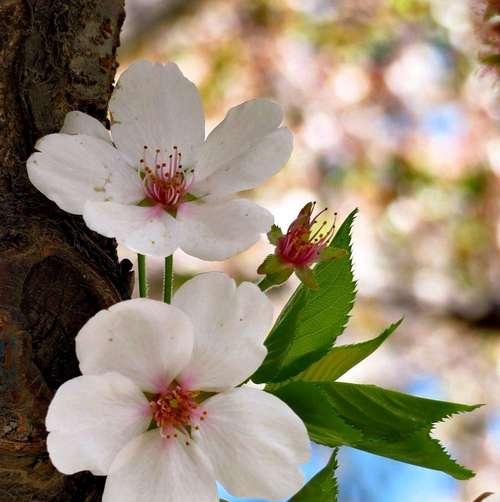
[27,61,293,260]
[46,273,310,501]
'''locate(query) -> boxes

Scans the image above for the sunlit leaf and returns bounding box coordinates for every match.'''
[253,209,358,383]
[272,381,480,479]
[290,449,339,501]
[290,319,402,383]
[267,224,284,245]
[295,266,319,290]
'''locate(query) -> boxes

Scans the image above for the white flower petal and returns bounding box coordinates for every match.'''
[177,197,273,260]
[47,431,102,475]
[27,133,143,214]
[46,373,150,475]
[60,111,111,143]
[103,430,218,502]
[173,273,273,392]
[83,201,182,257]
[110,60,204,168]
[192,99,293,195]
[193,98,283,183]
[197,387,310,501]
[76,298,194,393]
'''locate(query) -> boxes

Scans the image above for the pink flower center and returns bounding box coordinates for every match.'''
[139,145,194,210]
[276,204,336,267]
[149,384,207,441]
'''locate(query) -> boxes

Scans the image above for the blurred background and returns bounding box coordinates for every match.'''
[117,1,500,500]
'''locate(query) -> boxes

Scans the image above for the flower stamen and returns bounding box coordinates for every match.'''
[139,146,194,210]
[276,202,337,267]
[149,384,205,439]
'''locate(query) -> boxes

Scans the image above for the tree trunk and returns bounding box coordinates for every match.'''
[0,1,128,500]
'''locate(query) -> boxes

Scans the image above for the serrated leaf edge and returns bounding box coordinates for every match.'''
[257,209,359,383]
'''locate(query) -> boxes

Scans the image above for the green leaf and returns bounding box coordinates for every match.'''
[267,224,283,244]
[253,209,358,383]
[295,266,319,290]
[319,382,478,439]
[273,382,363,445]
[319,247,348,261]
[359,429,476,480]
[258,267,294,292]
[292,319,402,383]
[257,254,287,274]
[272,381,480,479]
[290,449,339,501]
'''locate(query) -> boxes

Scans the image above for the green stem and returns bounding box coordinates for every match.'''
[137,254,148,298]
[163,255,173,303]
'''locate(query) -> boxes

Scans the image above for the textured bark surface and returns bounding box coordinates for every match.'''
[0,1,127,500]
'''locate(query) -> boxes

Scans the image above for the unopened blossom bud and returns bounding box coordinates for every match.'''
[258,202,346,290]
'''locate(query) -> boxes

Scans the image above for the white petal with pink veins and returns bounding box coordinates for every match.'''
[196,387,310,500]
[174,273,273,392]
[103,430,218,502]
[110,60,205,168]
[76,298,193,393]
[192,98,293,195]
[60,111,111,143]
[27,133,142,214]
[46,373,150,475]
[177,197,273,261]
[83,201,182,257]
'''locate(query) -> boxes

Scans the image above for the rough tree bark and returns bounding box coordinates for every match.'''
[0,1,128,500]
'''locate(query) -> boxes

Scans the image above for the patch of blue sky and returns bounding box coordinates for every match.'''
[420,103,467,138]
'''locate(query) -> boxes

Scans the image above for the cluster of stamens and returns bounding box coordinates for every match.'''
[139,146,194,210]
[149,384,207,443]
[276,202,337,267]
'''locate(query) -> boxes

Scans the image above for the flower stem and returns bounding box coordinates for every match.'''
[163,255,173,303]
[137,254,148,298]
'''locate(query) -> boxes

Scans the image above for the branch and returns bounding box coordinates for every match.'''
[0,1,127,500]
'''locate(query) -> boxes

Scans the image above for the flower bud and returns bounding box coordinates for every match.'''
[258,202,346,290]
